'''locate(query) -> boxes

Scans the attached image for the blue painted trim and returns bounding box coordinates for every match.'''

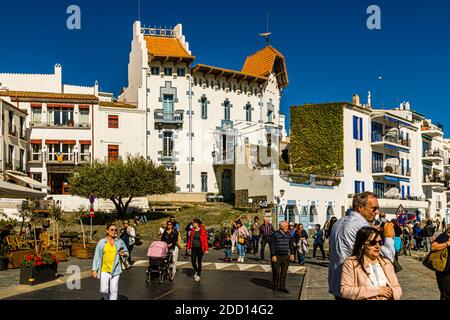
[384,144,410,153]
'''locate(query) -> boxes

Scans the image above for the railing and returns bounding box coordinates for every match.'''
[377,194,426,201]
[5,160,26,172]
[161,155,175,164]
[79,153,91,163]
[30,153,43,163]
[423,149,445,158]
[372,164,411,176]
[47,153,75,163]
[212,150,235,165]
[421,125,443,132]
[423,175,445,184]
[371,132,410,147]
[154,109,184,123]
[30,121,91,128]
[279,171,341,187]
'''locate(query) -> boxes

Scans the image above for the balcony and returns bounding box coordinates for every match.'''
[154,109,184,127]
[160,155,176,165]
[47,153,76,164]
[422,174,445,188]
[371,132,411,150]
[30,121,91,129]
[422,149,444,163]
[421,124,443,138]
[372,165,411,179]
[212,150,235,165]
[444,159,450,168]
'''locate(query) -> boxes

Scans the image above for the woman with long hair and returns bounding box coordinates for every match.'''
[430,225,450,300]
[232,219,250,262]
[187,219,209,282]
[340,226,402,300]
[161,220,179,280]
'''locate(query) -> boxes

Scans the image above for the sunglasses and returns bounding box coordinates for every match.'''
[366,239,383,247]
[109,229,117,232]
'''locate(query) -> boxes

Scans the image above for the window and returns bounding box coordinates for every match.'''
[224,100,231,121]
[201,172,208,192]
[79,109,90,126]
[309,203,318,223]
[80,143,91,162]
[31,108,42,124]
[8,145,13,165]
[422,141,430,157]
[353,115,363,140]
[151,66,160,75]
[177,68,185,77]
[267,110,274,123]
[31,143,42,161]
[354,181,365,193]
[108,145,119,162]
[201,97,208,119]
[19,117,25,139]
[8,111,14,134]
[48,107,74,126]
[164,67,172,76]
[163,94,174,117]
[20,149,25,171]
[108,115,119,128]
[163,132,174,157]
[372,152,384,173]
[373,182,385,198]
[245,103,252,122]
[32,173,42,183]
[47,143,75,161]
[356,148,361,172]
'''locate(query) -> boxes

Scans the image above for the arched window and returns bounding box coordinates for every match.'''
[326,204,334,221]
[310,203,318,223]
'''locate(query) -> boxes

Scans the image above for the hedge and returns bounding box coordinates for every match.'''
[290,103,345,177]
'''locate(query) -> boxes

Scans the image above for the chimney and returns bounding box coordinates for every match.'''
[368,91,372,108]
[352,94,361,106]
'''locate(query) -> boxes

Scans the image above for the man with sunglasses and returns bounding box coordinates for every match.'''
[92,223,129,300]
[328,192,395,299]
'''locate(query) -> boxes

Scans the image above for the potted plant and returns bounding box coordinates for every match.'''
[0,244,10,271]
[20,252,60,285]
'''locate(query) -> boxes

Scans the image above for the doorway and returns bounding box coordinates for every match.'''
[221,169,232,202]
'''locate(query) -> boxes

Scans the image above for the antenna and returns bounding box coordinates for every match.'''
[258,13,271,46]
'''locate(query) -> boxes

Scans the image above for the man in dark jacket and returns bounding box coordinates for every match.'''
[270,221,295,293]
[259,217,275,261]
[423,220,436,252]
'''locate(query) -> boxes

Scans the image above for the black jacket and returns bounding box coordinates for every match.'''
[270,230,295,257]
[161,230,178,248]
[423,224,435,237]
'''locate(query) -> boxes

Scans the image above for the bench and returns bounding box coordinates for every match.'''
[149,206,181,212]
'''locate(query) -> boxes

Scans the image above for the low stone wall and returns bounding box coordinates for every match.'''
[235,189,267,210]
[147,192,207,203]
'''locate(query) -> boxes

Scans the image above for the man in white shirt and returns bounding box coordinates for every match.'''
[328,192,395,299]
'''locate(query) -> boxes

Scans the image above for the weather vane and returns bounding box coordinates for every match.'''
[258,13,271,46]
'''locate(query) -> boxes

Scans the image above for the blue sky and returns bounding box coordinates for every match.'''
[0,0,449,135]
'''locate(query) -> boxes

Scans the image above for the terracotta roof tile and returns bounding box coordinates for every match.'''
[144,36,194,59]
[0,90,98,101]
[99,101,137,109]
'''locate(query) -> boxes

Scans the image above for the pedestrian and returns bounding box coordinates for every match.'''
[391,219,403,271]
[292,223,298,237]
[230,220,238,253]
[169,215,181,232]
[442,219,446,233]
[92,224,129,300]
[423,220,436,252]
[323,220,330,239]
[141,211,149,224]
[328,192,395,299]
[158,223,165,236]
[119,220,136,265]
[294,223,308,265]
[232,219,250,262]
[186,219,208,282]
[312,224,326,260]
[340,226,402,300]
[430,225,450,300]
[270,221,295,293]
[259,217,275,261]
[250,216,261,254]
[435,218,440,232]
[402,226,412,256]
[413,223,423,251]
[375,211,388,225]
[161,220,179,280]
[184,221,193,257]
[223,234,232,262]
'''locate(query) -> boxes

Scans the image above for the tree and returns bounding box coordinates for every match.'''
[69,156,176,218]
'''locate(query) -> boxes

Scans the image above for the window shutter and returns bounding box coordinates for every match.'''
[353,116,358,140]
[401,186,405,199]
[359,117,363,141]
[407,186,410,198]
[354,181,359,193]
[362,181,365,192]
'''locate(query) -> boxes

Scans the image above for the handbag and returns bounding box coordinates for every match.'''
[393,258,403,273]
[238,237,246,245]
[422,248,448,272]
[120,254,130,270]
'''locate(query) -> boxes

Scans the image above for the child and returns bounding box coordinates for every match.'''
[223,235,232,262]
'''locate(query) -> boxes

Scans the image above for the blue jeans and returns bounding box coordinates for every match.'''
[224,248,232,259]
[251,235,260,253]
[297,252,305,264]
[237,243,245,257]
[424,237,431,252]
[140,215,148,223]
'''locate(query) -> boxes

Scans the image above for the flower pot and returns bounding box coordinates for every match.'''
[0,258,9,271]
[20,264,58,285]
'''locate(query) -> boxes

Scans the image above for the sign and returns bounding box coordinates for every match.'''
[89,207,95,218]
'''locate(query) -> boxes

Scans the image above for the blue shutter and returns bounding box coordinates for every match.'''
[407,186,410,198]
[401,159,405,175]
[407,159,410,172]
[401,186,405,200]
[355,181,361,193]
[359,117,363,141]
[362,181,365,192]
[353,116,358,140]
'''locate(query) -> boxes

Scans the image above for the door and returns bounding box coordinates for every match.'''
[221,169,232,202]
[300,206,309,226]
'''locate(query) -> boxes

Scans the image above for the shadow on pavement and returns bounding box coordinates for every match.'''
[249,278,273,290]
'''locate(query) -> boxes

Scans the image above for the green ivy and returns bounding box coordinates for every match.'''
[290,103,344,177]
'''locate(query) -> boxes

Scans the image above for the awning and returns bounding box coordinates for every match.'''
[0,180,46,199]
[5,171,48,189]
[384,115,413,128]
[79,140,91,145]
[78,104,90,109]
[384,176,410,183]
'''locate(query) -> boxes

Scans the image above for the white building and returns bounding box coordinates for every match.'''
[276,96,449,228]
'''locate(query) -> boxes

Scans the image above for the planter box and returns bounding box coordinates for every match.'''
[71,242,96,257]
[20,264,57,285]
[8,249,36,269]
[76,247,95,259]
[49,250,68,262]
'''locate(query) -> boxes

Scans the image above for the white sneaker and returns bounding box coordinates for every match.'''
[241,257,245,263]
[237,256,241,262]
[194,275,200,282]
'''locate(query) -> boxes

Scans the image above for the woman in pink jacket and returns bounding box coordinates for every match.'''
[340,226,402,300]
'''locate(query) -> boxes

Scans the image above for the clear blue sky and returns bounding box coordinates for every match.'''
[0,0,449,135]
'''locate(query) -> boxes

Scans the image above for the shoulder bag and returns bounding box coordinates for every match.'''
[422,247,448,272]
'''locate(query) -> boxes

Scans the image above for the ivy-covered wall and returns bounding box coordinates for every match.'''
[290,103,345,177]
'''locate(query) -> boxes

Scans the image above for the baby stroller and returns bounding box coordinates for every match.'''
[146,241,174,284]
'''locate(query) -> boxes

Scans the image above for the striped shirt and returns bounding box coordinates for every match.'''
[260,223,274,237]
[270,230,295,257]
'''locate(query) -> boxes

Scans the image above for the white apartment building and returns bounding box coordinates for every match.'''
[275,96,450,228]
